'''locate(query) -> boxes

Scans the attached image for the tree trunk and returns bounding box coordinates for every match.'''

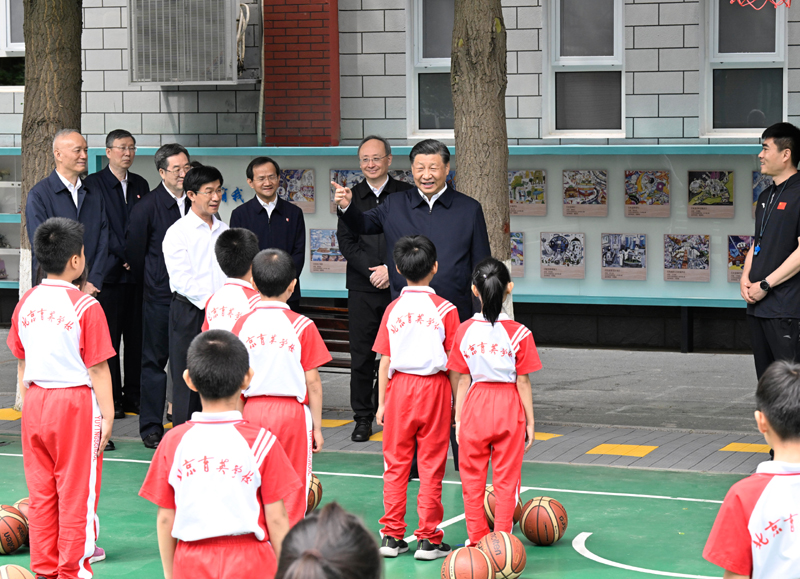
[16,0,82,409]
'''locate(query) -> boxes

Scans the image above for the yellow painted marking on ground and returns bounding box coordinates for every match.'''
[719,442,771,454]
[0,408,21,420]
[369,431,383,442]
[321,419,353,428]
[164,423,172,429]
[125,412,138,416]
[586,444,658,458]
[535,432,562,441]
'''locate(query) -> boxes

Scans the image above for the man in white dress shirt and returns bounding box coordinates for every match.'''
[162,164,228,426]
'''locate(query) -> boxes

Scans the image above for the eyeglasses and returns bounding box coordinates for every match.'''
[252,175,279,183]
[359,155,389,166]
[193,189,223,197]
[110,146,137,152]
[163,165,192,176]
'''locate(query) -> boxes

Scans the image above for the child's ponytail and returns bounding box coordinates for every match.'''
[472,257,511,325]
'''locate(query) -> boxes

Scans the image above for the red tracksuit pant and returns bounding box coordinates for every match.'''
[174,533,277,579]
[380,371,451,543]
[243,395,310,525]
[459,382,524,546]
[21,385,103,579]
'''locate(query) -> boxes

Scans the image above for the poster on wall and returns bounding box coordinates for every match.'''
[510,232,524,278]
[563,170,608,216]
[663,234,710,282]
[509,170,546,216]
[687,171,734,218]
[329,169,363,214]
[600,233,647,281]
[624,170,669,217]
[277,169,315,213]
[310,229,347,273]
[540,232,585,279]
[753,172,773,219]
[728,235,753,283]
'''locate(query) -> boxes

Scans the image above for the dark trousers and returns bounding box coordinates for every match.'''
[139,300,170,439]
[348,289,391,422]
[169,294,204,427]
[748,315,800,379]
[97,282,143,412]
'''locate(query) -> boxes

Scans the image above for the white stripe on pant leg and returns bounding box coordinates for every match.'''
[78,392,102,579]
[304,405,313,518]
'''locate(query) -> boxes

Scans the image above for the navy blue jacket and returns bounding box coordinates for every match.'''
[83,166,150,284]
[230,195,305,304]
[338,186,491,321]
[126,183,191,305]
[26,170,109,290]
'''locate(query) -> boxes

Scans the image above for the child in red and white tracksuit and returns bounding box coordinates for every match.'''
[7,218,116,579]
[231,248,331,526]
[140,330,298,579]
[448,257,541,546]
[373,236,460,561]
[202,228,261,332]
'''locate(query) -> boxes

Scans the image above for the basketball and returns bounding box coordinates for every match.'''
[0,506,28,555]
[483,485,523,530]
[441,547,493,579]
[520,497,568,546]
[11,500,28,522]
[0,565,34,579]
[307,473,322,514]
[475,531,526,579]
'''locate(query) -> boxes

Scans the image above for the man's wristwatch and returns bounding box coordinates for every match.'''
[760,279,771,292]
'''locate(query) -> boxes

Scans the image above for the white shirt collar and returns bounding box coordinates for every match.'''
[225,277,254,289]
[417,185,447,209]
[40,279,78,289]
[471,313,511,323]
[162,180,187,215]
[368,176,389,197]
[254,300,290,310]
[189,410,243,423]
[400,285,436,296]
[756,460,800,475]
[56,171,81,207]
[185,208,221,232]
[257,195,278,216]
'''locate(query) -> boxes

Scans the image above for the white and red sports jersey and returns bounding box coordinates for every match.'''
[7,279,115,389]
[373,286,460,378]
[139,410,300,543]
[202,278,261,332]
[231,302,332,402]
[447,314,542,383]
[703,461,800,578]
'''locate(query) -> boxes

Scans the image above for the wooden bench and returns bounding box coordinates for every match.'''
[298,304,352,369]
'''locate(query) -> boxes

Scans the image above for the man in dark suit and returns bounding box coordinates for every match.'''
[126,143,191,449]
[84,129,150,420]
[337,136,412,442]
[230,156,305,310]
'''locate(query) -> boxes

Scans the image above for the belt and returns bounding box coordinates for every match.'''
[172,292,193,305]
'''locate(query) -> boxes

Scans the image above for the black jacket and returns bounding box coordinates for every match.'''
[83,166,150,284]
[337,176,412,293]
[126,183,191,305]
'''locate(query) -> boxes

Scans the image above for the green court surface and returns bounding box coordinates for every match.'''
[0,438,742,578]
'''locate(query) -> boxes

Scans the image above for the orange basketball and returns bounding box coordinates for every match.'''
[306,474,322,514]
[483,485,523,530]
[520,497,568,546]
[0,506,27,555]
[0,565,35,579]
[441,547,493,579]
[475,531,526,579]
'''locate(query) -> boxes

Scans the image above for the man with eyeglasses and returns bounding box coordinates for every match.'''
[335,136,411,442]
[127,143,192,449]
[84,129,150,421]
[230,156,306,310]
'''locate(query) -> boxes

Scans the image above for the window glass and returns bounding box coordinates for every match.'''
[419,73,454,130]
[718,0,775,54]
[555,71,621,130]
[422,0,454,59]
[560,0,614,57]
[712,68,782,129]
[8,0,23,45]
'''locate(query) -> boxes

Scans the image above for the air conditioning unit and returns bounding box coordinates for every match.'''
[129,0,239,85]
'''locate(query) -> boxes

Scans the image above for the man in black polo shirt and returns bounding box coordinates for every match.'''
[742,122,800,378]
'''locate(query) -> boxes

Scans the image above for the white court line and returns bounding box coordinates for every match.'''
[572,532,722,578]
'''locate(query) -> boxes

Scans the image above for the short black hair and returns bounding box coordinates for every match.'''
[105,129,135,149]
[762,122,800,168]
[186,330,250,401]
[252,249,296,297]
[756,360,800,441]
[33,217,84,275]
[246,157,281,180]
[154,143,190,172]
[184,165,224,194]
[393,235,436,283]
[358,135,391,157]
[215,228,260,278]
[409,139,450,165]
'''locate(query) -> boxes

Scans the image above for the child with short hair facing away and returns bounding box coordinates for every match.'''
[202,228,261,332]
[276,502,381,579]
[231,248,332,525]
[7,217,116,579]
[373,235,460,561]
[703,360,800,579]
[139,330,298,579]
[447,258,541,546]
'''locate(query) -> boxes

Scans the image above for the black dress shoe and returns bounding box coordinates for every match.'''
[122,401,140,415]
[166,413,172,423]
[351,420,373,442]
[143,433,161,449]
[114,408,125,419]
[105,440,116,452]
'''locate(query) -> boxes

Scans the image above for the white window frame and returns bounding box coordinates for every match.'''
[0,0,23,55]
[542,0,625,139]
[701,0,787,137]
[406,0,455,139]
